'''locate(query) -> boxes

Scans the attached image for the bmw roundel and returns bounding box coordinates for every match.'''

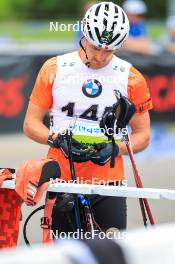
[82,79,102,98]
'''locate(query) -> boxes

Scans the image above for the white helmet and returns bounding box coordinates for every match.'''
[82,2,130,50]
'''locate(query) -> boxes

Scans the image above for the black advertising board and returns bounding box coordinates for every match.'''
[119,51,175,121]
[0,52,175,133]
[0,56,47,133]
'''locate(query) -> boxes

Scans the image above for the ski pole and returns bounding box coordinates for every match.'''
[124,131,155,226]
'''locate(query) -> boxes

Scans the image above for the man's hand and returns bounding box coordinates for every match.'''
[47,133,60,148]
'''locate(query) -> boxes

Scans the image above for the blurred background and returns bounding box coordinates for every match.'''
[0,0,175,244]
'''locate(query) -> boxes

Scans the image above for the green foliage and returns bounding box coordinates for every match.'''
[0,0,12,20]
[12,0,79,20]
[80,0,166,19]
[0,0,79,21]
[145,0,166,19]
[0,0,167,21]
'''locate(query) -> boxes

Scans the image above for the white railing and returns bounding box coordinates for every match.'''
[2,179,175,200]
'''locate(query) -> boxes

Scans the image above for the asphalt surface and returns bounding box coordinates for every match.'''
[0,133,175,245]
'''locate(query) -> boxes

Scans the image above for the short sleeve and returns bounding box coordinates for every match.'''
[30,57,57,110]
[128,66,153,113]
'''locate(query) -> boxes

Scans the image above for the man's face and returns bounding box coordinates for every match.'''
[85,40,114,69]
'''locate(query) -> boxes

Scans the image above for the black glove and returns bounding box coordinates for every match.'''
[91,142,119,166]
[48,133,94,162]
[100,91,137,139]
[48,133,118,167]
[99,108,116,139]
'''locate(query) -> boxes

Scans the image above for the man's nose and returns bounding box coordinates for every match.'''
[94,52,105,62]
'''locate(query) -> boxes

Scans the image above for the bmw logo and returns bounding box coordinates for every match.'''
[82,79,102,98]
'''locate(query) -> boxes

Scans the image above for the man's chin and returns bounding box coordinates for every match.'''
[90,62,106,69]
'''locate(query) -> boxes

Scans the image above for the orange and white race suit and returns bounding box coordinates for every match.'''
[30,51,152,184]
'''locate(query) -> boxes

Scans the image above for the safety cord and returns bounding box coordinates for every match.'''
[23,205,44,246]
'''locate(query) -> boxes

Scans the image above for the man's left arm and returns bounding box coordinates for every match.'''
[118,111,151,155]
[118,66,152,155]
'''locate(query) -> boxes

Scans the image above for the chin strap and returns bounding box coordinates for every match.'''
[79,37,91,68]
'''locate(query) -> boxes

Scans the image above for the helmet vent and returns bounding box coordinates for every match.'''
[122,11,125,23]
[112,21,117,30]
[95,5,101,16]
[87,24,90,31]
[95,27,101,42]
[108,33,120,45]
[115,6,118,13]
[115,33,127,46]
[105,4,109,11]
[103,18,107,27]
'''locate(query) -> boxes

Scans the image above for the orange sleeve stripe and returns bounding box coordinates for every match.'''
[30,57,57,110]
[128,66,153,113]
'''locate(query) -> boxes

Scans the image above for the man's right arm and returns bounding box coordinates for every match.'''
[23,57,57,144]
[23,102,50,145]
